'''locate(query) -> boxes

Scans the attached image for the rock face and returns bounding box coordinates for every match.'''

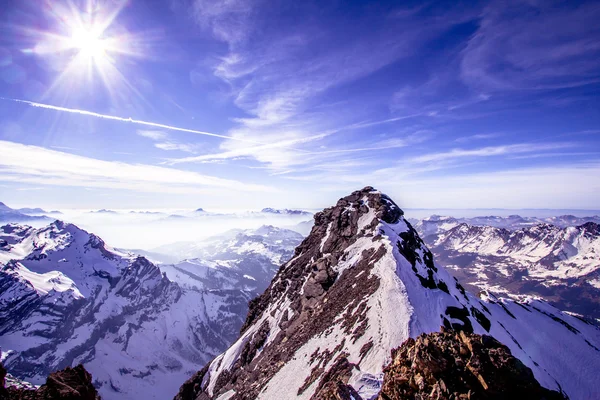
[424,221,600,319]
[174,187,600,400]
[378,329,565,400]
[1,363,100,399]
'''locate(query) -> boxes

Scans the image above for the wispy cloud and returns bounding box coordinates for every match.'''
[0,140,274,193]
[137,129,203,153]
[137,130,169,141]
[410,143,576,164]
[454,133,502,143]
[461,1,600,91]
[154,142,202,153]
[173,0,479,174]
[50,145,80,151]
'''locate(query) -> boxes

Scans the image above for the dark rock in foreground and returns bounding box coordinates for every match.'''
[1,363,100,400]
[378,329,565,400]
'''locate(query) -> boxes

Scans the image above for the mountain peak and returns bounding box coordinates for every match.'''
[176,187,600,400]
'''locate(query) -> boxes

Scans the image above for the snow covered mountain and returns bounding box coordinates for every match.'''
[158,226,304,298]
[415,214,600,239]
[175,187,600,400]
[0,221,250,400]
[427,222,600,319]
[261,208,312,216]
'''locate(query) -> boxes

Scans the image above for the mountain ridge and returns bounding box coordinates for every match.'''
[174,186,600,400]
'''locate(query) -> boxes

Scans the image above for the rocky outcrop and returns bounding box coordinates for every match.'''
[378,329,565,400]
[1,363,100,399]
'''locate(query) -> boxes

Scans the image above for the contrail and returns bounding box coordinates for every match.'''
[1,98,265,145]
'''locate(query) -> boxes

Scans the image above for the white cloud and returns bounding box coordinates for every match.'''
[409,143,575,164]
[454,133,501,143]
[137,130,203,153]
[0,140,273,194]
[137,130,169,141]
[154,142,202,153]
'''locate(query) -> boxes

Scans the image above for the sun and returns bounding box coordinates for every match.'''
[23,1,152,105]
[69,27,108,59]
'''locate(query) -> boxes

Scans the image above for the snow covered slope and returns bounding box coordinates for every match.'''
[428,222,600,319]
[0,221,245,400]
[175,187,600,400]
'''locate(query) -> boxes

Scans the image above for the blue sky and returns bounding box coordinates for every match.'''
[0,0,599,210]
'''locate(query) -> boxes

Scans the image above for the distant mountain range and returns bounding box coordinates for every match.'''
[0,202,51,223]
[413,214,600,237]
[260,207,312,216]
[158,226,303,300]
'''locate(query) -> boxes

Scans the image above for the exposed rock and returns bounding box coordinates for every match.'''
[378,329,565,400]
[1,363,100,399]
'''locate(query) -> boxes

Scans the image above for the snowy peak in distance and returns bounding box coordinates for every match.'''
[153,225,303,264]
[175,186,600,400]
[88,209,118,214]
[261,207,312,216]
[158,225,304,296]
[16,207,61,215]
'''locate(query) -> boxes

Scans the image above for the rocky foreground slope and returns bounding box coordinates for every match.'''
[175,187,600,400]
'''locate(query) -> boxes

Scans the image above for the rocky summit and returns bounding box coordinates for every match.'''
[174,187,600,400]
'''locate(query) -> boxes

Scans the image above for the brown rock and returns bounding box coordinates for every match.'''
[1,363,100,400]
[378,330,565,400]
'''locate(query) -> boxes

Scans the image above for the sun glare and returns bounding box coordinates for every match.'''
[69,27,107,59]
[24,1,152,107]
